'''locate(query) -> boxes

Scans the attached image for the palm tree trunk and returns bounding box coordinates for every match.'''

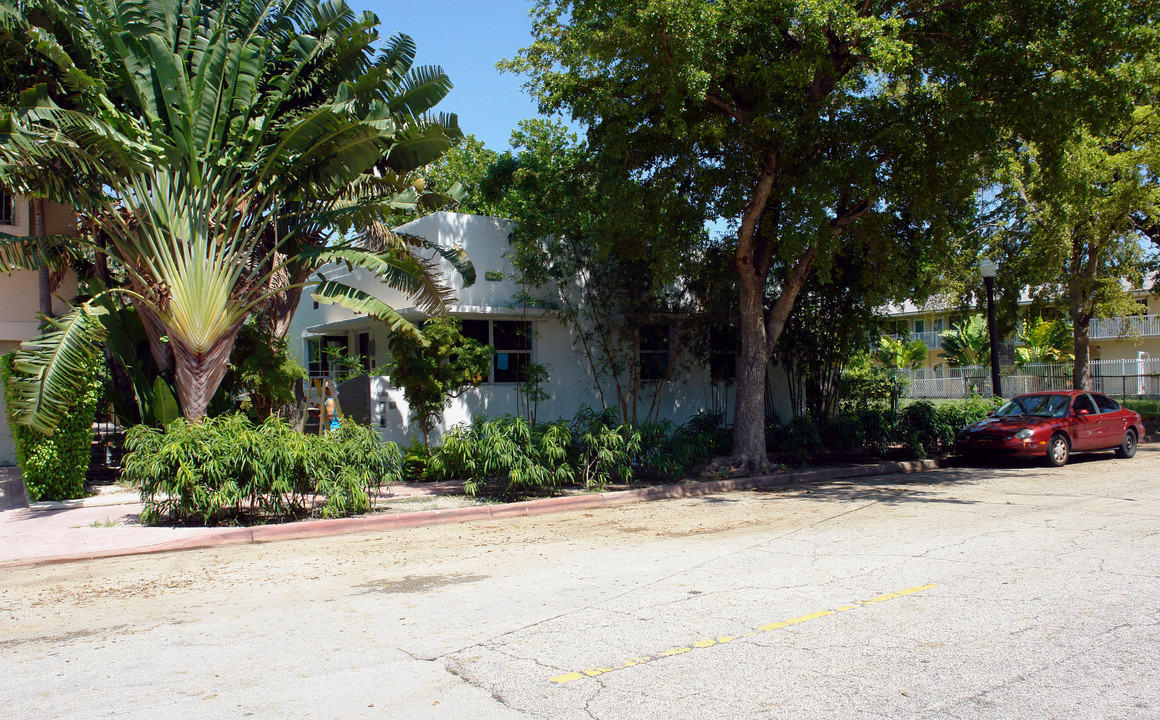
[33,197,52,317]
[171,320,246,421]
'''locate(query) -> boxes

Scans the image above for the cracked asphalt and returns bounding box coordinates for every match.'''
[3,445,1159,719]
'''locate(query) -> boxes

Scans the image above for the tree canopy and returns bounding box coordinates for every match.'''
[507,0,1158,466]
[0,0,470,428]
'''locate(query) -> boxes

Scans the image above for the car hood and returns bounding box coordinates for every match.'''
[964,416,1054,433]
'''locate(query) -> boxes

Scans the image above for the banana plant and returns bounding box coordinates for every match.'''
[1016,316,1073,366]
[939,314,991,367]
[874,334,929,372]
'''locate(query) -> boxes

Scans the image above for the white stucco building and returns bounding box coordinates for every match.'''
[287,212,788,444]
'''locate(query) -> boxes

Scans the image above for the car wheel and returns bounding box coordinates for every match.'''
[1115,429,1137,459]
[1046,433,1070,467]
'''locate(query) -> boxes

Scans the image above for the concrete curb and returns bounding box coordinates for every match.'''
[2,458,944,567]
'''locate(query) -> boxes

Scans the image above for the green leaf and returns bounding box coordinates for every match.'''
[152,377,180,428]
[8,304,108,435]
[310,280,425,342]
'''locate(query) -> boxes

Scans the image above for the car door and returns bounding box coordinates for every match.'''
[1069,393,1100,451]
[1090,393,1127,448]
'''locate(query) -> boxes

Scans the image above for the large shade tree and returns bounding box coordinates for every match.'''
[507,0,1157,469]
[0,0,472,430]
[986,102,1160,389]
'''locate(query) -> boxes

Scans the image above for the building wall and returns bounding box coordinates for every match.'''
[0,197,78,466]
[289,212,792,447]
[883,292,1160,373]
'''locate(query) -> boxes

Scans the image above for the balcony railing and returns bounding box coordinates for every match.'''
[880,331,943,349]
[1088,314,1160,340]
[893,358,1160,399]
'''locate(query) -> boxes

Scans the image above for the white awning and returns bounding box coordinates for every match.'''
[304,305,554,336]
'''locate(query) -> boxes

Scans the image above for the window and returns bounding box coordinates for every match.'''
[1073,394,1097,415]
[1092,394,1120,414]
[709,323,737,382]
[639,323,670,382]
[306,335,348,377]
[0,191,14,226]
[460,319,532,383]
[358,332,372,372]
[933,318,944,333]
[914,319,925,335]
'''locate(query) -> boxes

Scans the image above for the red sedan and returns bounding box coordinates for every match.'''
[956,390,1145,466]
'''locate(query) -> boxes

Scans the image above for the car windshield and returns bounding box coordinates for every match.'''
[994,394,1071,419]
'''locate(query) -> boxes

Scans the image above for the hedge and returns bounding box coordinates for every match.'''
[1,351,105,502]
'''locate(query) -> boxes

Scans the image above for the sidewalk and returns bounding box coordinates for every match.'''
[0,461,946,568]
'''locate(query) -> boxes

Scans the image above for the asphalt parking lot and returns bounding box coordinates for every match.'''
[3,445,1159,719]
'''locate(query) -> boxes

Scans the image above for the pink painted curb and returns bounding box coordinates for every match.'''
[4,457,946,567]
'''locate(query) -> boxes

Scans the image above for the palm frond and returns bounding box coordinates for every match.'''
[8,304,109,435]
[0,234,62,273]
[311,279,425,342]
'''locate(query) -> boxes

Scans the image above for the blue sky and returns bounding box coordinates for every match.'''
[367,0,546,152]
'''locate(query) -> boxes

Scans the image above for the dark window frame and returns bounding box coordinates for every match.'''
[0,191,15,226]
[460,318,533,384]
[638,323,671,382]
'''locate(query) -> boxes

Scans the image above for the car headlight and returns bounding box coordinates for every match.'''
[1013,429,1033,440]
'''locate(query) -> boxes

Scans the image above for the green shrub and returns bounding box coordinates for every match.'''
[1122,398,1160,421]
[771,415,824,464]
[839,371,894,413]
[819,414,866,452]
[1,351,105,502]
[569,406,642,488]
[122,414,400,525]
[937,395,1001,435]
[431,416,574,498]
[401,437,432,482]
[897,400,953,459]
[681,410,732,457]
[634,412,726,481]
[764,414,784,447]
[857,408,894,455]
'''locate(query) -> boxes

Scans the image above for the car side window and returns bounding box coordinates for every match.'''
[1073,394,1097,415]
[1092,394,1120,414]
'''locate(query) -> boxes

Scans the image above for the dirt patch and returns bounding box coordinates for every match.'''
[357,573,490,595]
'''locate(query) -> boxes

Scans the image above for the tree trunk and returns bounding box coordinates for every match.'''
[33,198,52,317]
[1072,316,1092,390]
[261,264,313,340]
[1069,231,1097,391]
[171,320,246,421]
[136,303,175,375]
[729,154,780,469]
[732,273,772,467]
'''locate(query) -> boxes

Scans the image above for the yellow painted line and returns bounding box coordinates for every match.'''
[658,647,691,657]
[548,583,938,684]
[785,610,833,625]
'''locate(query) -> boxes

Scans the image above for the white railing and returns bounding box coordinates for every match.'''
[895,358,1160,399]
[880,331,943,349]
[1089,314,1160,340]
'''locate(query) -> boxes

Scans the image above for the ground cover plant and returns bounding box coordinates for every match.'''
[123,414,401,525]
[766,396,1003,464]
[429,408,731,499]
[424,397,1002,499]
[1122,399,1160,436]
